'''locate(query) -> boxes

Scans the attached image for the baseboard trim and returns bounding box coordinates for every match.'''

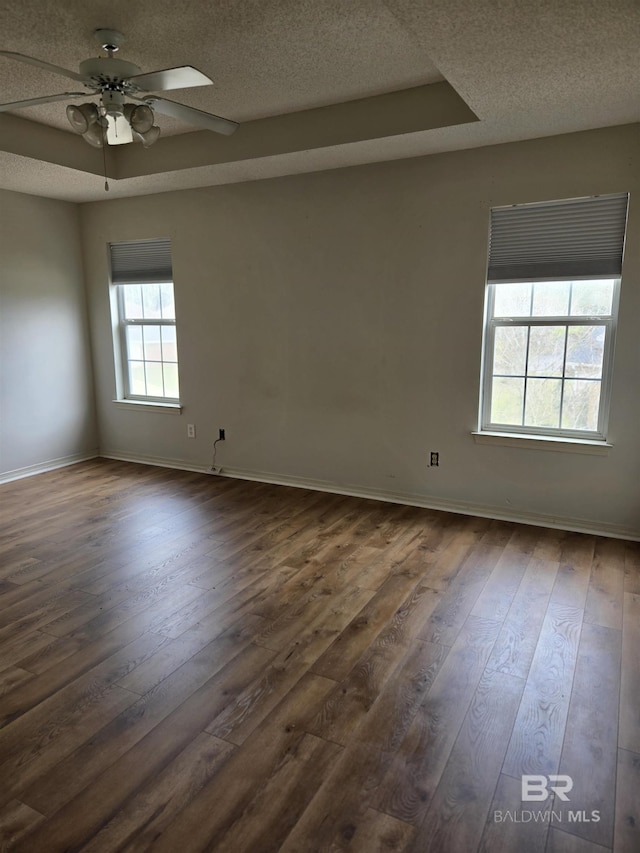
[0,451,100,485]
[100,451,211,476]
[100,451,640,542]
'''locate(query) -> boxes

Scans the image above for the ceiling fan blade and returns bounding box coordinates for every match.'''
[126,66,213,93]
[0,91,87,112]
[144,96,238,135]
[0,50,84,82]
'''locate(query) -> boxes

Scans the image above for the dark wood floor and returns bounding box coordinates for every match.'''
[0,459,638,852]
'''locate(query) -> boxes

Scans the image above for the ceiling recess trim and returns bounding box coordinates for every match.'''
[0,82,477,183]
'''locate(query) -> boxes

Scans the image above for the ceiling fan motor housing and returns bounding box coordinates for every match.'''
[79,57,142,89]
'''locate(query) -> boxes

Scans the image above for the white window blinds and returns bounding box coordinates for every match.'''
[109,238,173,284]
[488,193,629,283]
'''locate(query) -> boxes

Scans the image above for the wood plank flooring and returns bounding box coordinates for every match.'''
[0,459,638,852]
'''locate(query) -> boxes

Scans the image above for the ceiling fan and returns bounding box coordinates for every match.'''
[0,28,239,148]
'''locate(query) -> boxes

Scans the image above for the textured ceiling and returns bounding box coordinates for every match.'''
[0,0,442,132]
[0,0,639,201]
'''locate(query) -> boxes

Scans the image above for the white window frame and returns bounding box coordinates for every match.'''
[480,277,620,441]
[116,283,180,405]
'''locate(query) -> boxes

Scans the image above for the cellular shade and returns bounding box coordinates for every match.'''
[488,193,629,283]
[109,238,173,285]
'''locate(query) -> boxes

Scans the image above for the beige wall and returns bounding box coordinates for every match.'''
[80,124,640,537]
[0,189,97,478]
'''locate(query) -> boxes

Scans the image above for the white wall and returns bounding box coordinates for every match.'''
[0,189,97,479]
[80,124,640,538]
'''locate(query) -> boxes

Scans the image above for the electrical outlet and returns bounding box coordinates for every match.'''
[219,429,226,441]
[187,424,196,439]
[430,451,439,467]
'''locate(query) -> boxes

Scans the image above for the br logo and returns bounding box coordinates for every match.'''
[521,775,573,802]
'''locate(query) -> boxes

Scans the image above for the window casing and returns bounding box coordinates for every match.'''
[479,193,628,443]
[109,239,180,405]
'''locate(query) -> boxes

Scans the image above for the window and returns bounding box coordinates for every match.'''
[482,278,618,437]
[480,193,628,441]
[118,283,179,400]
[110,239,180,404]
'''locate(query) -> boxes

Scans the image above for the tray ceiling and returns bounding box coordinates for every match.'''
[0,0,638,201]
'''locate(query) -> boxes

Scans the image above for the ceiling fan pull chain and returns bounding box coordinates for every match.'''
[102,125,109,192]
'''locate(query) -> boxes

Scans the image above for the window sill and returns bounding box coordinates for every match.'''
[471,431,611,455]
[112,400,182,415]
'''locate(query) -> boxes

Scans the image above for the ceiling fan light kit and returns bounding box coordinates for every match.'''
[123,103,154,133]
[0,26,239,157]
[65,101,99,134]
[82,119,108,148]
[66,102,110,147]
[134,123,161,148]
